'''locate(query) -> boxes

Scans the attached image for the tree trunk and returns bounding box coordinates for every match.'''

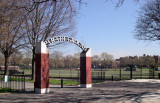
[31,47,35,80]
[4,55,9,75]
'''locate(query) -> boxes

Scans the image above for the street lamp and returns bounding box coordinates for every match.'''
[120,67,121,80]
[77,67,80,83]
[99,64,102,81]
[129,65,133,80]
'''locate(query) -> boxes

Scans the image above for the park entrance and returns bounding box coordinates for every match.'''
[34,36,92,94]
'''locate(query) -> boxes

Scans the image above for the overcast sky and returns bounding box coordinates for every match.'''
[52,0,160,59]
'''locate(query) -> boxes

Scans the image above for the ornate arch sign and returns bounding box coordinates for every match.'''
[35,36,92,94]
[44,36,86,51]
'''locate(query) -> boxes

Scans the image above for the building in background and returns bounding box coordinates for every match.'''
[115,54,160,68]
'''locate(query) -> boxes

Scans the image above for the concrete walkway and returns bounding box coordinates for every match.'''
[1,79,160,103]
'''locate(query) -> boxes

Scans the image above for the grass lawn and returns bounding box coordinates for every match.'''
[7,77,79,86]
[49,79,79,85]
[21,68,160,79]
[2,68,160,93]
[0,87,18,93]
[22,69,79,78]
[0,88,10,93]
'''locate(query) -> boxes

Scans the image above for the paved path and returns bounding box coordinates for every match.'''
[1,79,160,103]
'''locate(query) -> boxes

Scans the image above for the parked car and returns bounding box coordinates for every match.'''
[124,67,136,71]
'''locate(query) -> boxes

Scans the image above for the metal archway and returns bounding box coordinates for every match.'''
[44,36,87,51]
[35,36,92,94]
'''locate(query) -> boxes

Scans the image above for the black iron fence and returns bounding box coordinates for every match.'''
[0,74,25,92]
[49,67,160,83]
[91,67,160,81]
[92,72,105,81]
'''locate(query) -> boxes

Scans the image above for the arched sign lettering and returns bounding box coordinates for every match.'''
[44,36,86,51]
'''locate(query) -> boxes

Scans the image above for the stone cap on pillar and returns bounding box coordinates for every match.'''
[80,48,91,57]
[35,41,49,54]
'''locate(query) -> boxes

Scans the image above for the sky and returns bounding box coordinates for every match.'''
[53,0,160,59]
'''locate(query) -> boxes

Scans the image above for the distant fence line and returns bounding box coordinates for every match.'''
[49,67,160,82]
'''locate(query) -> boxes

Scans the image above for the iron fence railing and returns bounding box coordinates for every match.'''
[0,74,25,92]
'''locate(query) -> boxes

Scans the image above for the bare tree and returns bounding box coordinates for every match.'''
[10,51,23,66]
[50,51,64,68]
[100,52,113,61]
[100,52,113,68]
[119,57,130,67]
[104,0,141,7]
[64,55,73,69]
[0,53,4,66]
[72,53,80,68]
[134,0,160,41]
[49,52,80,69]
[23,50,32,69]
[92,55,101,68]
[0,0,26,75]
[143,56,155,67]
[23,0,76,80]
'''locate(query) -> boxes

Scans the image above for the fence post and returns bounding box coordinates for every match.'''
[0,75,2,88]
[61,79,63,88]
[103,72,105,81]
[24,75,25,92]
[101,67,102,81]
[141,67,142,79]
[18,76,20,91]
[9,76,11,91]
[130,65,133,80]
[120,68,121,80]
[78,71,80,84]
[153,66,155,79]
[92,72,93,81]
[98,72,99,80]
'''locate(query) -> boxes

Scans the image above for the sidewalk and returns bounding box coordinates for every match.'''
[1,80,160,103]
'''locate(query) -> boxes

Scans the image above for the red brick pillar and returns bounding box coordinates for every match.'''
[80,48,92,88]
[35,41,49,94]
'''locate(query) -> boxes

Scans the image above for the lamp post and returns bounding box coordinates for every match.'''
[77,67,80,83]
[99,64,102,81]
[129,65,133,80]
[70,59,72,78]
[141,66,142,79]
[153,66,155,79]
[120,67,121,80]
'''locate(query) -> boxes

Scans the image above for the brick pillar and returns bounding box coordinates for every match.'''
[80,48,92,88]
[35,41,49,94]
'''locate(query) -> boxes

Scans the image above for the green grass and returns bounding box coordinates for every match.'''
[21,68,160,80]
[49,69,79,77]
[11,77,79,85]
[49,79,79,85]
[0,88,10,93]
[0,79,79,93]
[0,87,17,93]
[22,69,79,78]
[1,74,79,85]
